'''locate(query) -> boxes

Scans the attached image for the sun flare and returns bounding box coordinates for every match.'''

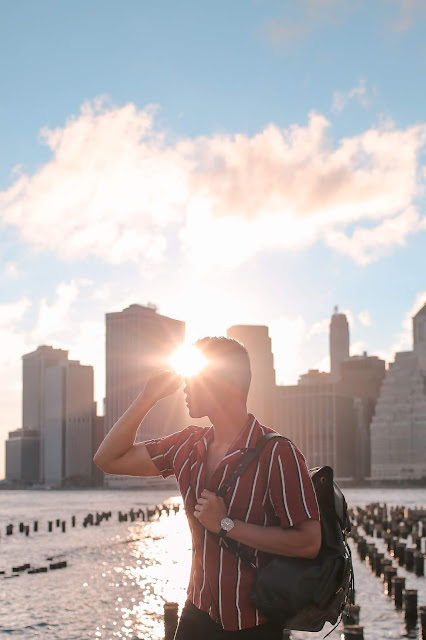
[168,344,207,378]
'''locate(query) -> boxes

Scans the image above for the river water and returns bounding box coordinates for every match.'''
[1,486,425,640]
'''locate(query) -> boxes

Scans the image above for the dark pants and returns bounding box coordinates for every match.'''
[174,600,283,640]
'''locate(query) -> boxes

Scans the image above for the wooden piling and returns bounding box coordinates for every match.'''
[419,605,426,640]
[164,602,179,640]
[391,576,405,608]
[402,589,418,620]
[341,624,364,639]
[415,552,425,577]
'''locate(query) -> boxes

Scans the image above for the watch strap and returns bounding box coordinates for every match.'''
[218,527,228,539]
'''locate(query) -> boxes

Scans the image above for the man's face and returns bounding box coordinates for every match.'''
[183,365,233,419]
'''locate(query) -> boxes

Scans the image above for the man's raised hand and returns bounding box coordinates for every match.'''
[142,370,183,406]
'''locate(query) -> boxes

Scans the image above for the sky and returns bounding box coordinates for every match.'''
[1,0,426,479]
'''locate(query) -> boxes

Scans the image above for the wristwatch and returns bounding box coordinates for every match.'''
[219,517,235,539]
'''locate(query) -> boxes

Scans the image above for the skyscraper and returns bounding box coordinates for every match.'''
[338,353,386,480]
[275,382,357,480]
[105,304,187,488]
[22,345,69,483]
[5,428,40,485]
[64,361,96,486]
[371,302,426,482]
[298,369,330,385]
[226,325,276,426]
[413,302,426,370]
[44,358,95,487]
[329,306,350,382]
[370,351,426,481]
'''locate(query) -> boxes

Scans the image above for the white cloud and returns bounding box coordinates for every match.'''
[0,298,31,330]
[4,261,20,278]
[358,310,372,326]
[32,279,92,341]
[313,353,330,374]
[1,99,426,272]
[1,100,188,266]
[325,207,422,265]
[0,297,32,399]
[307,318,330,338]
[350,339,366,356]
[332,78,374,113]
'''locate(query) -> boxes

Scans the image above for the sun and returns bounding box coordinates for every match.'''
[168,344,207,378]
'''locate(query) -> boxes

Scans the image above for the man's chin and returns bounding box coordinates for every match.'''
[187,406,206,419]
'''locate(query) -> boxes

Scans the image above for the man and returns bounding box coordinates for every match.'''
[94,337,321,639]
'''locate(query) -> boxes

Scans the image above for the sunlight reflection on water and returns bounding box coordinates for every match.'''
[1,488,425,639]
[117,504,192,640]
[0,492,191,640]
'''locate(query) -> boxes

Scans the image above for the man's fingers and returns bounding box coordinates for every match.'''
[201,489,214,496]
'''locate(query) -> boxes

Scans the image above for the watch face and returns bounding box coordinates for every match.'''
[221,517,234,532]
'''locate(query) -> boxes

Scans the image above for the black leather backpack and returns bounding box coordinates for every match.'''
[217,433,355,636]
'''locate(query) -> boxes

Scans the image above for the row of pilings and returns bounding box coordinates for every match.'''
[346,502,426,640]
[1,501,180,579]
[2,501,180,538]
[162,501,426,640]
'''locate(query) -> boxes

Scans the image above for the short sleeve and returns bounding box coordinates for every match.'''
[144,426,194,478]
[268,438,320,529]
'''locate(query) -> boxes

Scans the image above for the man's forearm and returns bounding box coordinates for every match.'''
[194,490,321,559]
[93,393,155,463]
[226,520,319,559]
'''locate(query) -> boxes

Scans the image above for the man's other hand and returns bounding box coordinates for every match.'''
[142,370,183,406]
[194,489,227,534]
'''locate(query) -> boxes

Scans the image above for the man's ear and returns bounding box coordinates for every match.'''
[222,378,244,398]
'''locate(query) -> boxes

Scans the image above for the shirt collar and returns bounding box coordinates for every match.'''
[230,413,260,453]
[192,414,262,461]
[193,428,210,459]
[208,413,260,457]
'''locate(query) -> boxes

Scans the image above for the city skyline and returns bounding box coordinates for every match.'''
[3,299,425,482]
[1,2,426,479]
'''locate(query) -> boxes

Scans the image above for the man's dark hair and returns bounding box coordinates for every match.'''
[194,336,251,399]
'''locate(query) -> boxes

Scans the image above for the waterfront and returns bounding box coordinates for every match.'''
[1,487,426,639]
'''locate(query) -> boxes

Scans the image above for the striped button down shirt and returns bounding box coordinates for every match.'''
[144,414,320,631]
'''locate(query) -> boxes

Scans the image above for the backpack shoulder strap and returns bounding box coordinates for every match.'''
[216,432,286,498]
[216,432,287,567]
